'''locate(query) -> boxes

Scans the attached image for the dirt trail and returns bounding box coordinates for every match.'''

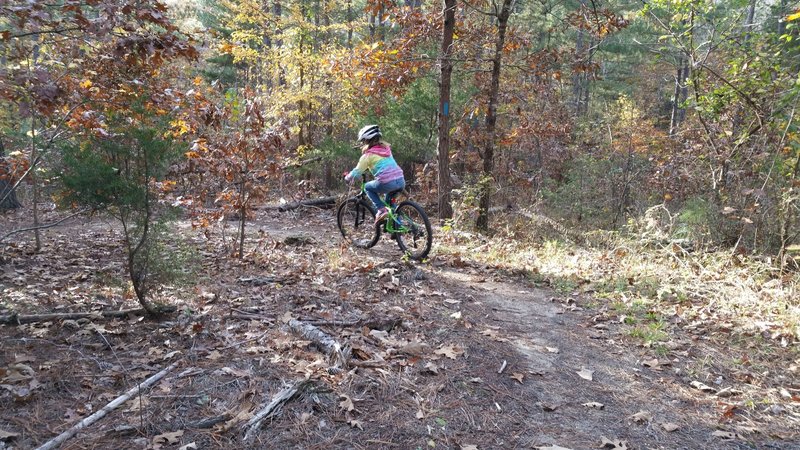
[274,210,797,449]
[433,269,773,449]
[0,208,797,449]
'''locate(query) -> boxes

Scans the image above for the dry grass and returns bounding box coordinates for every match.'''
[435,225,800,344]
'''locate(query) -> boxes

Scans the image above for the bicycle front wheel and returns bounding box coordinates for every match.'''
[393,201,432,260]
[337,198,380,248]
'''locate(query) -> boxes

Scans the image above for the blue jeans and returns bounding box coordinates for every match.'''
[365,178,405,211]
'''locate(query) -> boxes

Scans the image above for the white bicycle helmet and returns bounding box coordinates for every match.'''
[357,124,382,143]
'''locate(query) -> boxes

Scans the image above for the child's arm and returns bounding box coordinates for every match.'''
[346,154,373,181]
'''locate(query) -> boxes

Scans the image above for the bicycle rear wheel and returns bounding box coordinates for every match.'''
[393,201,432,260]
[337,198,380,248]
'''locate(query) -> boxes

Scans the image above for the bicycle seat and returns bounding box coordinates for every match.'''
[386,188,406,204]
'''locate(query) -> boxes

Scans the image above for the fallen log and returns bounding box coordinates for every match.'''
[263,196,336,212]
[288,319,349,369]
[242,378,312,441]
[308,317,402,332]
[0,306,177,325]
[237,276,283,286]
[288,319,341,355]
[190,413,231,429]
[36,360,181,450]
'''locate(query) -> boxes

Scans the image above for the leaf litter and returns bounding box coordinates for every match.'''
[0,209,797,449]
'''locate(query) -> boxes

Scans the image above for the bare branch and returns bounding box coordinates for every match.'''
[11,27,83,39]
[0,208,91,243]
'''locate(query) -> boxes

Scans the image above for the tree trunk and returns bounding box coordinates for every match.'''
[777,0,788,36]
[476,0,514,233]
[572,24,586,115]
[437,0,456,221]
[379,3,386,41]
[571,0,596,116]
[347,0,353,48]
[275,0,286,86]
[30,117,41,251]
[669,57,689,137]
[0,138,21,210]
[730,0,757,140]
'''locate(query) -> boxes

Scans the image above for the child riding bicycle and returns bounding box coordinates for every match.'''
[344,125,406,224]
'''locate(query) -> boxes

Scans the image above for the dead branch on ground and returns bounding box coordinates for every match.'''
[242,378,313,442]
[35,360,181,450]
[0,306,177,325]
[262,196,336,212]
[288,319,350,369]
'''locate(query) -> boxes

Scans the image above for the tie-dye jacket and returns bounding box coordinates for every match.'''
[346,144,404,183]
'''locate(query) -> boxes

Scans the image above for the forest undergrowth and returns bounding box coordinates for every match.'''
[439,211,800,353]
[1,206,799,449]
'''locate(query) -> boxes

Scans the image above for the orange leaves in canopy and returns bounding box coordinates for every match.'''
[0,152,30,184]
[0,0,197,121]
[168,83,287,226]
[338,3,439,99]
[567,5,629,38]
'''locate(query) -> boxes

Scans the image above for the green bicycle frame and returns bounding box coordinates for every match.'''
[357,179,410,234]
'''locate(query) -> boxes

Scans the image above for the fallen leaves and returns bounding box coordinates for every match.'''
[481,328,508,342]
[510,372,524,383]
[630,410,653,423]
[214,367,251,378]
[339,395,355,412]
[423,362,440,374]
[600,437,628,449]
[0,429,20,441]
[642,358,660,368]
[434,344,464,360]
[1,362,42,401]
[153,430,184,445]
[1,363,35,382]
[582,401,604,409]
[576,368,594,381]
[662,422,680,432]
[712,430,737,440]
[690,380,716,393]
[715,387,743,398]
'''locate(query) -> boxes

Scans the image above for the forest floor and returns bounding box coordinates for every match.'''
[1,205,799,450]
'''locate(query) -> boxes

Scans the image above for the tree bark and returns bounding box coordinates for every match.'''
[437,0,456,221]
[30,116,41,251]
[476,0,514,233]
[0,307,177,325]
[347,0,353,48]
[669,56,689,137]
[0,138,21,210]
[275,0,286,86]
[777,0,788,36]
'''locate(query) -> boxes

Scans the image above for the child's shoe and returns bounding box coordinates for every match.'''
[375,208,388,224]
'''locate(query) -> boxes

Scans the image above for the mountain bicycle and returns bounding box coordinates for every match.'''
[337,178,432,260]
